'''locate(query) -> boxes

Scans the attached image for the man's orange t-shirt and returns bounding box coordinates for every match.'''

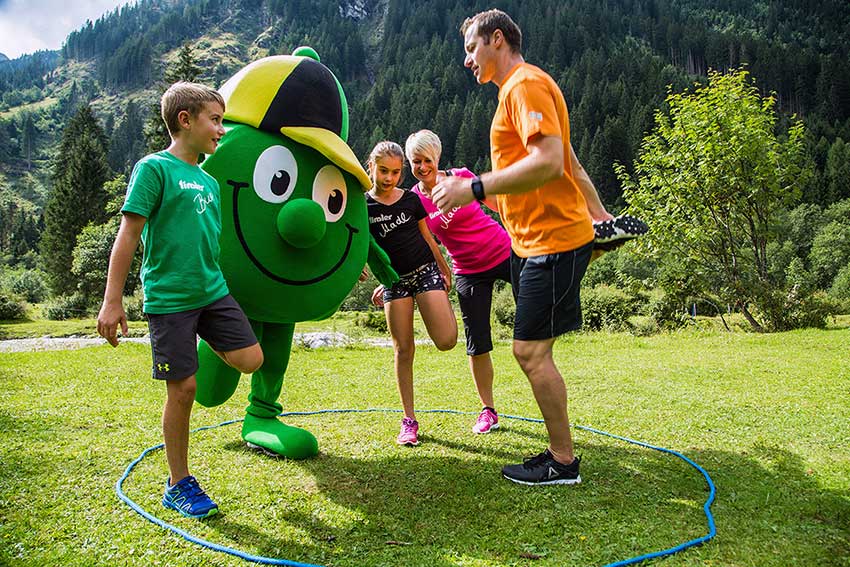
[491,62,594,257]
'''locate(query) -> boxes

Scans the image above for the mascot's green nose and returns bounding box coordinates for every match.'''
[276,199,327,248]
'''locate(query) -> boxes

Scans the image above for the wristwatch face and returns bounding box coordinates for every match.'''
[472,178,484,200]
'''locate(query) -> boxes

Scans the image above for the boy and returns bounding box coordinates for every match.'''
[97,82,263,518]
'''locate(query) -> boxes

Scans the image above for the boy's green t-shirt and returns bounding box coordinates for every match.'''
[122,151,229,314]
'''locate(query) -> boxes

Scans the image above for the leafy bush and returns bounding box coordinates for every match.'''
[0,292,27,320]
[581,285,638,331]
[628,316,659,336]
[341,274,379,311]
[0,268,48,302]
[645,288,690,329]
[124,292,145,321]
[492,285,516,327]
[72,221,116,301]
[354,310,387,333]
[44,293,91,321]
[808,220,850,288]
[829,264,850,313]
[583,249,620,288]
[757,287,838,331]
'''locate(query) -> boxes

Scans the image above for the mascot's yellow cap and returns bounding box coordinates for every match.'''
[219,50,372,191]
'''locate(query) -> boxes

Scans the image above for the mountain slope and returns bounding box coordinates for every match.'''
[0,0,848,214]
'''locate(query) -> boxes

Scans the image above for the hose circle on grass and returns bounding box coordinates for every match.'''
[116,408,716,567]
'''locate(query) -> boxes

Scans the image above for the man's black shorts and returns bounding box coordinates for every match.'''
[511,242,593,341]
[455,257,512,355]
[146,294,257,380]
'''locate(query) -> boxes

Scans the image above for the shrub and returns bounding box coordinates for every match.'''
[0,292,27,320]
[829,264,850,314]
[0,268,48,303]
[757,287,838,331]
[581,285,638,331]
[583,249,620,288]
[645,288,690,329]
[44,293,90,321]
[808,220,850,288]
[341,274,379,311]
[124,292,145,321]
[354,310,387,333]
[629,316,659,336]
[492,285,516,327]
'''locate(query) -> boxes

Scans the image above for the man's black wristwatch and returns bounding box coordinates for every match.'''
[471,176,485,201]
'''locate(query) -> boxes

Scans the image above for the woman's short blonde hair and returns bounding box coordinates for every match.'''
[405,129,442,166]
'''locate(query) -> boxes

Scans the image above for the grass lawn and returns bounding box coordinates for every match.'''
[0,323,848,566]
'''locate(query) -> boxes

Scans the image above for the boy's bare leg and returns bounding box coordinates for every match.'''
[213,343,263,374]
[163,375,197,484]
[512,338,575,464]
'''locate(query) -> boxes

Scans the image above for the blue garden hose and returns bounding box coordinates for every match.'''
[116,408,716,567]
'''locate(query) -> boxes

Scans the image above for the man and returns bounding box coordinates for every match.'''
[431,8,612,485]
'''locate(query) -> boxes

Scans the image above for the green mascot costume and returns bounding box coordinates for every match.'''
[196,48,396,459]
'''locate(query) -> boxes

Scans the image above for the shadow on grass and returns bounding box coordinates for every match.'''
[193,417,849,567]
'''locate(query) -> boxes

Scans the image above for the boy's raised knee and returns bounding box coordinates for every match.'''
[223,345,264,374]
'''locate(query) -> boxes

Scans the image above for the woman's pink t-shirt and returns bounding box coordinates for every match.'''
[412,168,511,275]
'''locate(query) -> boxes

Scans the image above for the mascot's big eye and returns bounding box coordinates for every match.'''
[312,165,347,222]
[253,145,298,204]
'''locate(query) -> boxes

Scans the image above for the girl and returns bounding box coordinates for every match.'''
[365,141,458,446]
[405,129,512,435]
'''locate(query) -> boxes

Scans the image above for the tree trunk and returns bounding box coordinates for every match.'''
[738,301,765,332]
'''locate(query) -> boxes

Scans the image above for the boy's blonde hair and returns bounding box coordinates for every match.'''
[160,81,225,137]
[365,141,405,184]
[405,130,442,166]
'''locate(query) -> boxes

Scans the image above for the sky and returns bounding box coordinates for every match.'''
[0,0,130,60]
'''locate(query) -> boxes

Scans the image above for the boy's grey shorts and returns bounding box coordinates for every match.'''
[146,294,257,380]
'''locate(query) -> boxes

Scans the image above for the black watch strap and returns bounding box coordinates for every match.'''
[471,177,485,201]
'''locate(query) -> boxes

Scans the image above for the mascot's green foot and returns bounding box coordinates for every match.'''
[242,414,319,459]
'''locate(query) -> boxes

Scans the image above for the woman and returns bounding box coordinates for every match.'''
[404,129,512,435]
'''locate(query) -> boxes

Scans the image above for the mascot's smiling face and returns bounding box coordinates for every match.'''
[201,52,372,323]
[202,123,369,323]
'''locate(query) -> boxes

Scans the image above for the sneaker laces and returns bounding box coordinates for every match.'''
[401,418,417,433]
[522,450,553,469]
[178,476,207,499]
[476,410,493,424]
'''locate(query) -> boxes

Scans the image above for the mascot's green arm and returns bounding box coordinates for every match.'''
[367,234,399,287]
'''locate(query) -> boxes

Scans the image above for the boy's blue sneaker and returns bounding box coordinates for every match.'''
[162,476,219,519]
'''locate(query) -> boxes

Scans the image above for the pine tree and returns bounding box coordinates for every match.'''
[144,42,203,153]
[109,100,145,173]
[39,105,111,296]
[19,112,37,170]
[824,138,850,204]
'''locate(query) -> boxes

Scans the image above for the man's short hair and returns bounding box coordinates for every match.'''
[160,82,225,137]
[460,9,522,53]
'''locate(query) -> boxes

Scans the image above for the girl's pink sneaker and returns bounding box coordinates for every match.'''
[473,407,499,434]
[396,417,420,445]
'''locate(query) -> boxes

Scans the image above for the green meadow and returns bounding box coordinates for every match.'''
[0,320,848,566]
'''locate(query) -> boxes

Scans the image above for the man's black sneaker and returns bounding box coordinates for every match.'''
[502,450,581,486]
[593,213,649,250]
